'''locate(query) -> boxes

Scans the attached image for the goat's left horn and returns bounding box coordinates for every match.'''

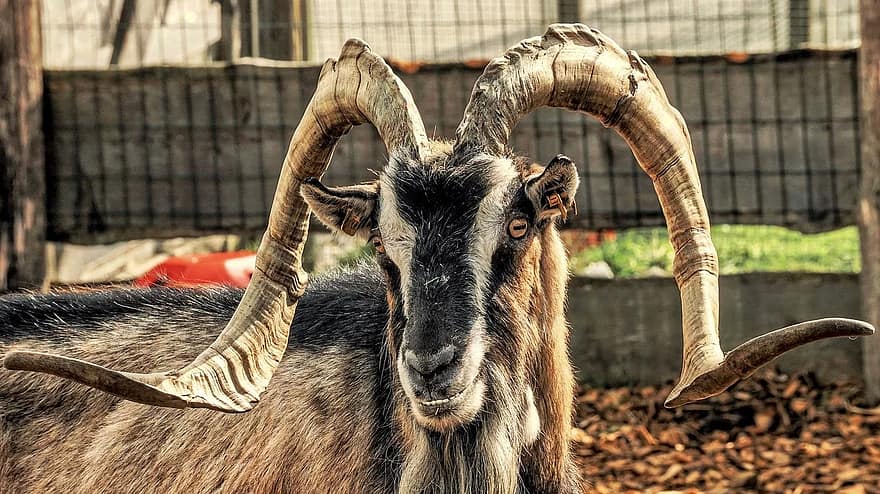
[455,23,874,408]
[3,39,430,412]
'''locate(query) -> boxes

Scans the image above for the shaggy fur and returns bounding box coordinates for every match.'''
[0,148,582,493]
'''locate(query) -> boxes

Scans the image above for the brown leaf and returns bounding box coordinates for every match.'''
[656,464,683,483]
[837,486,866,494]
[572,370,880,492]
[754,409,775,433]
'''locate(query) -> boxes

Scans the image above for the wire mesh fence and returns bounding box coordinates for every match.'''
[41,0,863,241]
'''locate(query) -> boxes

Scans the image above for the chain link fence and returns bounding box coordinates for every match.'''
[41,0,862,241]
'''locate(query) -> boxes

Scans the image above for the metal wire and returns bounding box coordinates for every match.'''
[41,0,862,241]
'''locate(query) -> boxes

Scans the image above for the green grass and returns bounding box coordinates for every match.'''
[569,225,861,277]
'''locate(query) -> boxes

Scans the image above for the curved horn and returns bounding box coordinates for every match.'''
[3,39,430,412]
[455,24,874,407]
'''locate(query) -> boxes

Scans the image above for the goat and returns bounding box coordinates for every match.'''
[0,24,873,493]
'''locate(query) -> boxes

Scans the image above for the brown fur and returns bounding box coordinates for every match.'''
[1,330,388,493]
[1,149,582,493]
[389,155,581,493]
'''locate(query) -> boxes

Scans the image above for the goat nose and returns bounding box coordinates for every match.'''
[405,345,455,378]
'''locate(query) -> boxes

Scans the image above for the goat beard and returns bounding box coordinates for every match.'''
[397,364,529,494]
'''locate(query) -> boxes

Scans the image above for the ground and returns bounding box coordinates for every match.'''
[573,370,880,493]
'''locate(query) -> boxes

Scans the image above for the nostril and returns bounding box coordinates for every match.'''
[405,345,455,378]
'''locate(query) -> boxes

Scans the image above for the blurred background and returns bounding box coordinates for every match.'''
[3,1,880,491]
[40,0,862,237]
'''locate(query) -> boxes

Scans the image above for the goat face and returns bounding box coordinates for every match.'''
[302,147,579,431]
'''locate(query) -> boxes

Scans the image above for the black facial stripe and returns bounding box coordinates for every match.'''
[384,156,501,349]
[379,259,408,355]
[390,160,490,226]
[406,253,478,347]
[485,237,520,308]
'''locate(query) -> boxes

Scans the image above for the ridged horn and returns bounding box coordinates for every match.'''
[3,39,430,412]
[454,23,874,407]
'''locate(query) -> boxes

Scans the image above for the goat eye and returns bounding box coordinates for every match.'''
[507,218,529,239]
[371,233,386,254]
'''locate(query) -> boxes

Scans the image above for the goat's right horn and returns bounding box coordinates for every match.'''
[454,23,874,408]
[3,39,430,412]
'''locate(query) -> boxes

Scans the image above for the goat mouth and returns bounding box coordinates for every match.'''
[418,382,470,409]
[414,377,479,416]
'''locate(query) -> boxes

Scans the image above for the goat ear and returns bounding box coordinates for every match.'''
[524,154,580,223]
[301,178,379,239]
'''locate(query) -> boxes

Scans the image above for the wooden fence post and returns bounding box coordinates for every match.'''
[859,0,880,403]
[0,0,45,291]
[558,0,580,23]
[217,0,242,62]
[239,0,307,61]
[788,0,810,48]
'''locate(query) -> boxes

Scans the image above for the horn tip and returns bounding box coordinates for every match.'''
[2,351,22,370]
[832,317,875,336]
[663,383,723,409]
[2,350,39,371]
[663,383,708,408]
[664,383,701,408]
[663,395,686,409]
[664,317,876,409]
[790,317,876,338]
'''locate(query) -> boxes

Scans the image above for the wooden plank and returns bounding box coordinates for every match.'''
[217,0,241,61]
[239,0,300,61]
[557,0,579,23]
[858,0,880,404]
[789,0,810,49]
[0,0,45,289]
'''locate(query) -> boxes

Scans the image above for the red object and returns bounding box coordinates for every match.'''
[134,251,256,288]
